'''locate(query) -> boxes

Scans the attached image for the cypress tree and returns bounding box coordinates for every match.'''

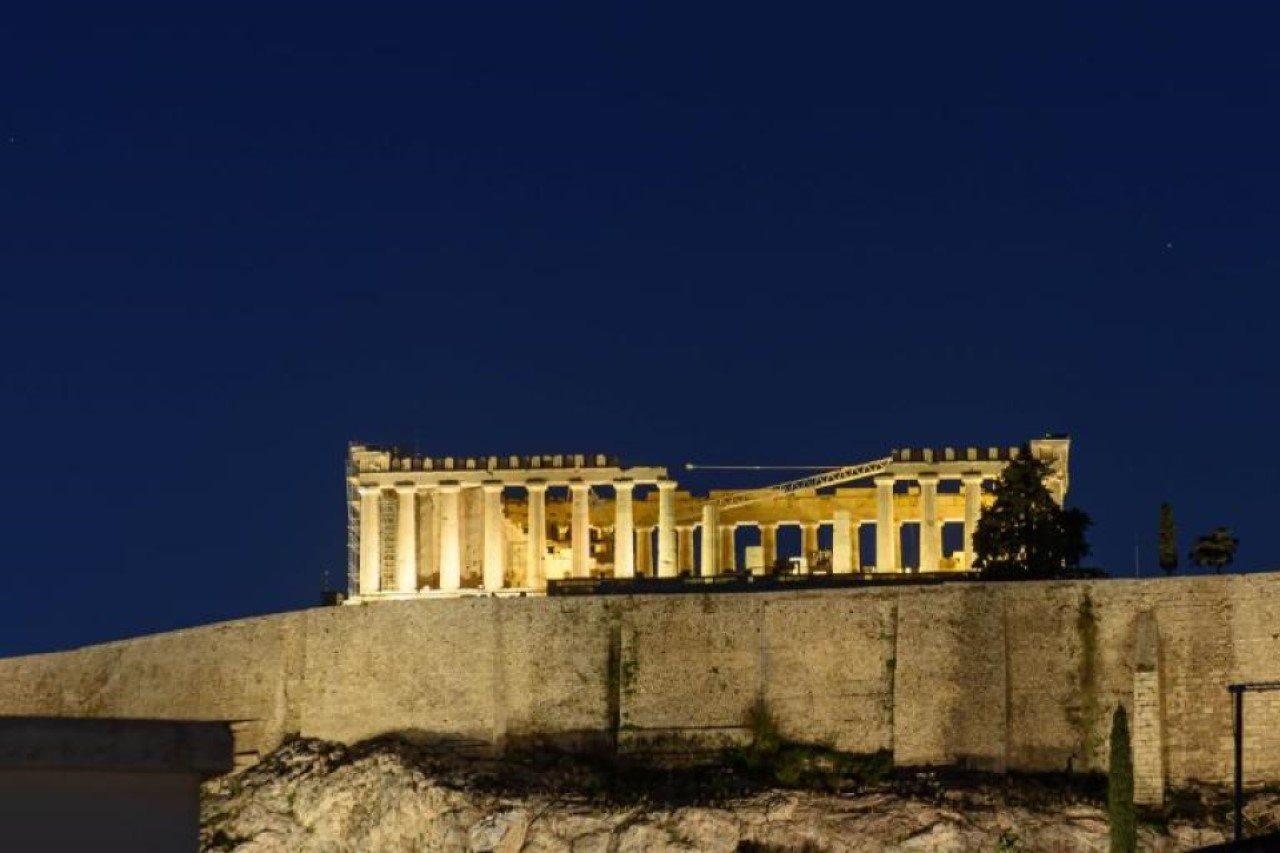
[1158,503,1178,574]
[1108,706,1136,853]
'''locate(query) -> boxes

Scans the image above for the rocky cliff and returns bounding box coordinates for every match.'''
[200,738,1269,852]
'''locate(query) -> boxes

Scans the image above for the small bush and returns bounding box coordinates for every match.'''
[997,829,1023,851]
[745,697,783,757]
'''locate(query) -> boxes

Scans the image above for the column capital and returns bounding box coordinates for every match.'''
[393,482,417,495]
[357,483,382,497]
[873,473,896,487]
[656,477,677,491]
[961,471,984,485]
[436,480,461,494]
[613,477,634,490]
[917,471,940,486]
[525,478,548,493]
[481,480,504,494]
[569,480,591,493]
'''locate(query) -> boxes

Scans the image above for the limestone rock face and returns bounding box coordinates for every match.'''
[202,739,1232,852]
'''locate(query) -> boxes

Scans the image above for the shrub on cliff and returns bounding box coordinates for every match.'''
[1108,706,1136,853]
[973,450,1091,578]
[1189,527,1238,573]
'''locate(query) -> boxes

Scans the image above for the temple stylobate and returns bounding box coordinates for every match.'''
[344,437,1070,600]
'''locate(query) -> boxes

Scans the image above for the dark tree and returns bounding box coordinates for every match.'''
[972,450,1092,577]
[1158,503,1178,575]
[1108,706,1136,853]
[1189,527,1239,573]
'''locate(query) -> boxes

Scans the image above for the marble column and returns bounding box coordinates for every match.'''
[832,510,853,574]
[570,481,591,577]
[482,481,505,591]
[636,527,654,575]
[700,504,720,576]
[677,526,694,573]
[437,481,462,592]
[656,478,677,577]
[963,472,983,570]
[801,522,819,571]
[852,521,862,571]
[357,485,382,596]
[394,484,418,593]
[918,472,941,572]
[759,523,778,575]
[613,478,635,578]
[420,486,438,585]
[525,480,547,589]
[719,525,735,571]
[874,473,896,572]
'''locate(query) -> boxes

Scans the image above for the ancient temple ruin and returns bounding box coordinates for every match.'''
[344,436,1070,599]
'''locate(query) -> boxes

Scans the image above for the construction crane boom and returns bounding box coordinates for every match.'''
[686,464,854,471]
[703,455,894,512]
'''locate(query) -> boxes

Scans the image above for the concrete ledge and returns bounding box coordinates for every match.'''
[0,717,234,778]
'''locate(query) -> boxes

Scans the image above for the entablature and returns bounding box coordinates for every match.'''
[352,465,668,489]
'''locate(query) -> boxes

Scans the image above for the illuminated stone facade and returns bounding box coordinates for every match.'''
[345,437,1071,599]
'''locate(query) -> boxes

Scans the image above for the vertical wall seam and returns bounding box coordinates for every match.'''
[1001,588,1012,772]
[491,597,508,753]
[281,612,305,737]
[756,599,770,709]
[888,593,899,759]
[605,604,622,753]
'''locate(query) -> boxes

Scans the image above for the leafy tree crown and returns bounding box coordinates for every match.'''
[1189,527,1238,573]
[972,449,1091,577]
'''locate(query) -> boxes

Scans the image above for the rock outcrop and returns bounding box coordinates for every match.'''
[202,738,1248,852]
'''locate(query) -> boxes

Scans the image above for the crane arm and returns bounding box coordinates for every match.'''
[706,455,894,512]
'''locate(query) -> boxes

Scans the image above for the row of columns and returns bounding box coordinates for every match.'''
[359,481,474,596]
[876,472,984,572]
[694,518,834,575]
[357,471,986,595]
[357,477,679,597]
[688,511,982,576]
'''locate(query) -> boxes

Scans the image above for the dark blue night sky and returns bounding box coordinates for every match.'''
[2,5,1277,655]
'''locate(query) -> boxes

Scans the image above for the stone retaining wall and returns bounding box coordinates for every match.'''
[3,573,1278,800]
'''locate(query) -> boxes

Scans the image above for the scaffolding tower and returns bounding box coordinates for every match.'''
[345,445,360,597]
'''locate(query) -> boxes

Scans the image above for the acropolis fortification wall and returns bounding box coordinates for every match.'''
[2,572,1278,795]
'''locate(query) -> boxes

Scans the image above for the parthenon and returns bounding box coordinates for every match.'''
[344,436,1070,600]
